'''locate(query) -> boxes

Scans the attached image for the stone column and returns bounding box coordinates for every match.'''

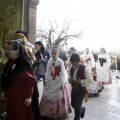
[23,0,29,32]
[28,0,39,44]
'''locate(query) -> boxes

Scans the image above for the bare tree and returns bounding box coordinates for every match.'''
[37,19,82,51]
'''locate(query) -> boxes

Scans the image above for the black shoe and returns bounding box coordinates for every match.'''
[89,93,94,97]
[102,86,104,90]
[98,89,102,93]
[116,76,120,79]
[94,93,99,97]
[81,107,86,118]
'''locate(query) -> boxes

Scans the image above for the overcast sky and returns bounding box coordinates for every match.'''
[37,0,120,52]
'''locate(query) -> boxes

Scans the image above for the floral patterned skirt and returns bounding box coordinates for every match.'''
[40,85,72,119]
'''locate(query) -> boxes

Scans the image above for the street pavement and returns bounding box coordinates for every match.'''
[38,70,120,120]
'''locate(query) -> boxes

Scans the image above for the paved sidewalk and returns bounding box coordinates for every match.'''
[38,70,120,120]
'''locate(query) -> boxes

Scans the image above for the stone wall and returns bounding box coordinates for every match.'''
[0,0,24,114]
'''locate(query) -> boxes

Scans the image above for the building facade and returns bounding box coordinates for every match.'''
[0,0,39,114]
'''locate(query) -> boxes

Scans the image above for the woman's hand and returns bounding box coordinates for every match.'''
[25,98,32,107]
[1,92,6,100]
[40,53,44,60]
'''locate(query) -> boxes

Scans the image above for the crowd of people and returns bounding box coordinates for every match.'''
[1,30,119,120]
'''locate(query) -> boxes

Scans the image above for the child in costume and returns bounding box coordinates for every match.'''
[69,53,93,120]
[88,68,102,97]
[40,48,72,119]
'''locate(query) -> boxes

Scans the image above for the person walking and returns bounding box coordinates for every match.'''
[34,41,50,84]
[96,48,112,89]
[69,53,93,120]
[40,48,72,119]
[1,40,41,120]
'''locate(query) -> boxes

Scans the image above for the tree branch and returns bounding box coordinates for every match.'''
[37,18,82,50]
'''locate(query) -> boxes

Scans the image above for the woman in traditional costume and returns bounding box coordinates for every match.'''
[67,47,84,75]
[40,48,72,119]
[82,48,95,71]
[0,40,41,120]
[15,30,35,61]
[96,48,112,89]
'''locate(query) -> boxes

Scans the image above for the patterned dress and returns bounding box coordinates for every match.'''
[40,58,72,119]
